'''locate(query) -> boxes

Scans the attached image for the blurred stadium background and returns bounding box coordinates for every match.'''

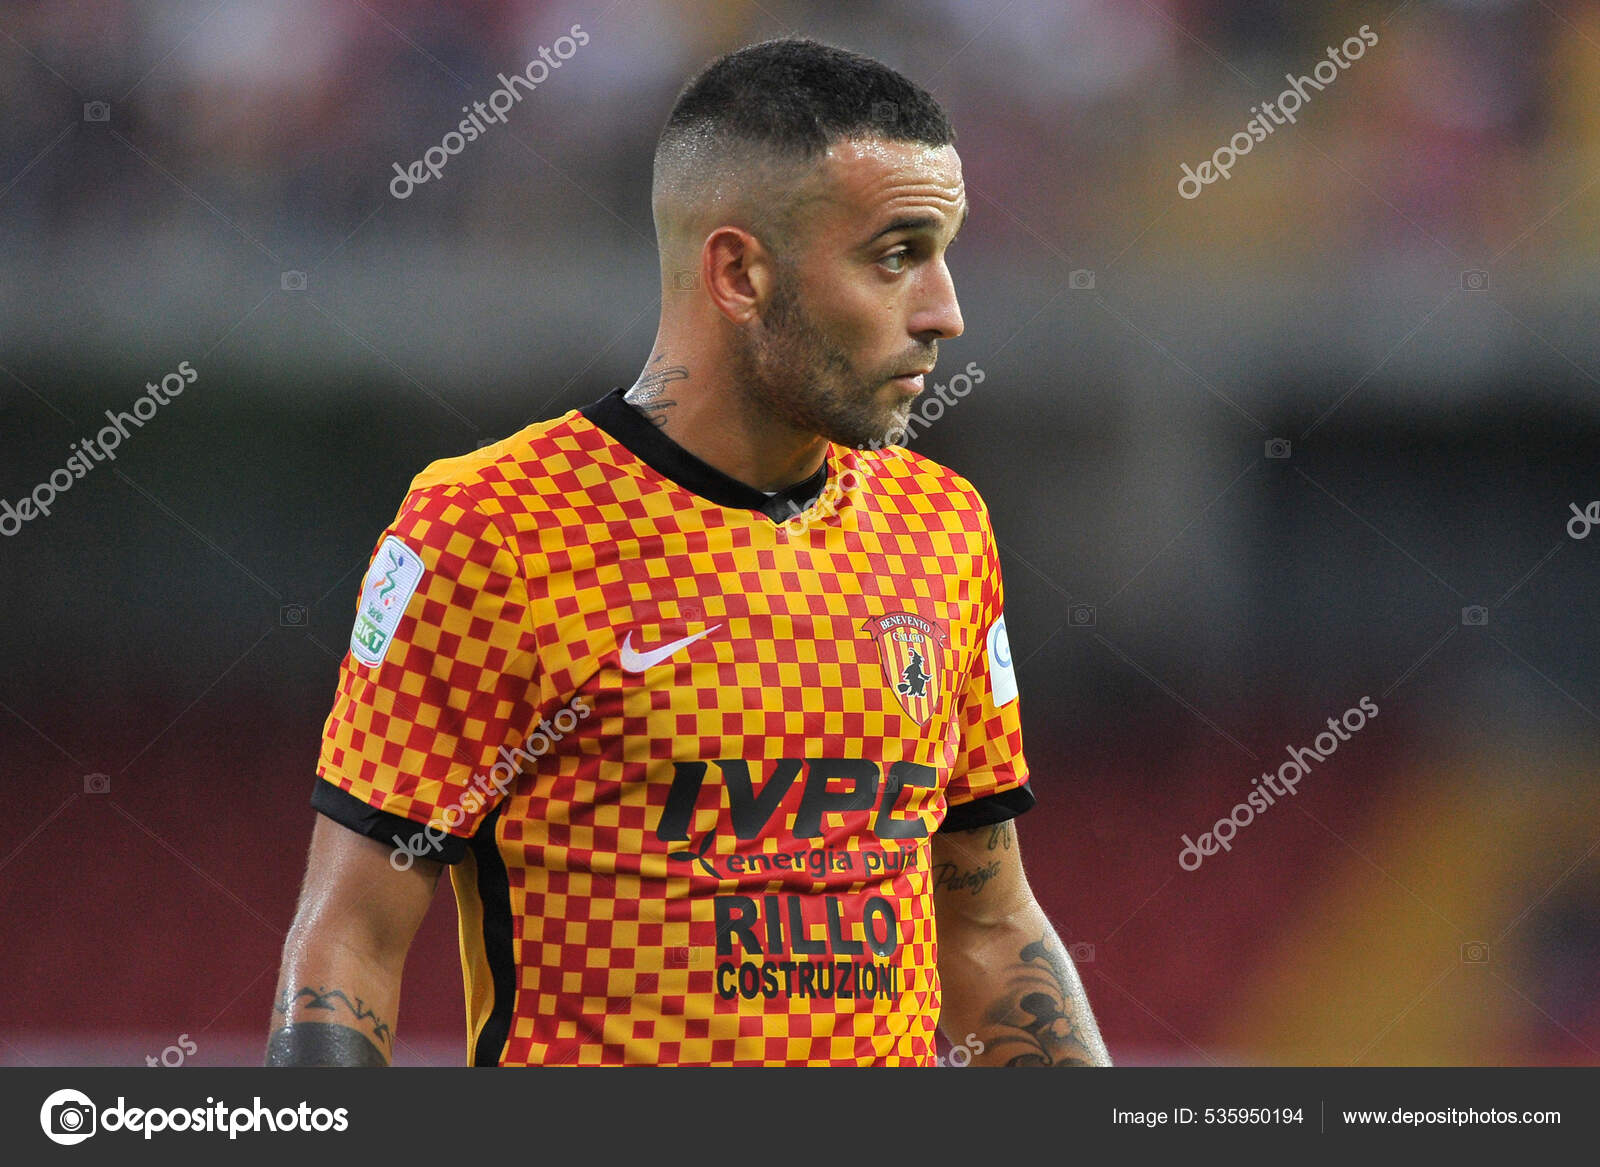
[2,0,1597,1067]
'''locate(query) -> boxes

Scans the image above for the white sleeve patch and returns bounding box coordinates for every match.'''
[986,615,1018,707]
[349,535,426,667]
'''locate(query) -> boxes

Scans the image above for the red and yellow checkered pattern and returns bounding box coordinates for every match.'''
[317,407,1029,1065]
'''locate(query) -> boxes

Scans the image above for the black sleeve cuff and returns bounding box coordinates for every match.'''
[938,782,1037,833]
[311,777,472,865]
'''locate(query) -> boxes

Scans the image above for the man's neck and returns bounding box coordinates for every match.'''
[624,349,828,494]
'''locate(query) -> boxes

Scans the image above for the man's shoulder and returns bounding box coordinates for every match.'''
[852,443,992,522]
[406,409,592,497]
[396,408,627,521]
[380,406,613,554]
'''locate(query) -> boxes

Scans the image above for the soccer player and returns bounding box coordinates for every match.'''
[266,38,1110,1068]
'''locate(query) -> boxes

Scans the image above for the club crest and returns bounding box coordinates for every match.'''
[862,611,947,726]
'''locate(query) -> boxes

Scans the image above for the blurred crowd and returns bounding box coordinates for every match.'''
[4,0,1599,276]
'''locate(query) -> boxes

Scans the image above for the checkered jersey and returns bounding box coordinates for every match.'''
[315,395,1032,1066]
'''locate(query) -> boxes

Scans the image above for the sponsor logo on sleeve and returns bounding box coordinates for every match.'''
[987,615,1018,707]
[349,536,425,667]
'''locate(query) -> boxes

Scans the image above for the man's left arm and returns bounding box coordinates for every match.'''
[931,819,1112,1067]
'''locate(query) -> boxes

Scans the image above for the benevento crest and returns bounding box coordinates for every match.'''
[862,611,948,726]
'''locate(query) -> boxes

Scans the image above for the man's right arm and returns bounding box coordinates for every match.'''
[265,812,443,1066]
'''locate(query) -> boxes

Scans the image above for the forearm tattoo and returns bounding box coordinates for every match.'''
[931,858,1001,895]
[265,986,393,1067]
[265,1023,389,1067]
[980,935,1107,1067]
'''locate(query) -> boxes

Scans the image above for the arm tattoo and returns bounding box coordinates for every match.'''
[624,356,688,428]
[980,935,1106,1067]
[931,859,1001,895]
[271,985,393,1049]
[265,1023,389,1067]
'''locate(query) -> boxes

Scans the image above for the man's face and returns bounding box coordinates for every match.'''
[734,138,967,448]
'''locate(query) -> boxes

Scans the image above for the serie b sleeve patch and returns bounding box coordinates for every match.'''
[986,614,1018,708]
[349,535,426,667]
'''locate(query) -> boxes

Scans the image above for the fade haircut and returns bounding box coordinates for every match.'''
[652,38,955,261]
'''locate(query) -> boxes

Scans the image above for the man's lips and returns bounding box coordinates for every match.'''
[889,370,930,392]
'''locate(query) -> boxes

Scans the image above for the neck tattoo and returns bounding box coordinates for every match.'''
[624,357,689,429]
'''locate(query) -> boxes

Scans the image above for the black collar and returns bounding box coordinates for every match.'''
[580,387,831,523]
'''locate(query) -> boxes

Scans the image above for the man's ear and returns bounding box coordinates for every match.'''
[701,226,777,324]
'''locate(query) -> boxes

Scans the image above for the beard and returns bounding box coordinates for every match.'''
[730,268,923,449]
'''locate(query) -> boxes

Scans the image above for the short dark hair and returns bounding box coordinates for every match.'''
[656,38,954,173]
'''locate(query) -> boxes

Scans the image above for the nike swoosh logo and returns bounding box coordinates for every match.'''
[619,625,722,672]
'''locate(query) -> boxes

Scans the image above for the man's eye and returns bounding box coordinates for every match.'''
[880,250,909,273]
